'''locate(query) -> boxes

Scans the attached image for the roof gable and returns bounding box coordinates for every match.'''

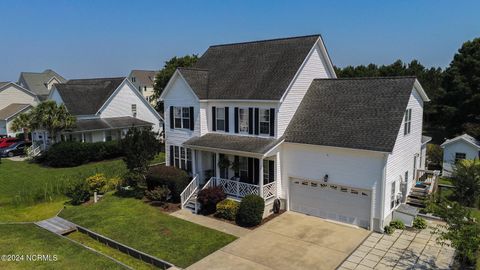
[18,69,66,97]
[55,77,124,116]
[129,70,157,87]
[441,134,480,149]
[284,77,418,152]
[0,103,32,120]
[173,35,331,100]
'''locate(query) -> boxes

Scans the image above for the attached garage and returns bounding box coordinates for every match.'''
[289,177,372,229]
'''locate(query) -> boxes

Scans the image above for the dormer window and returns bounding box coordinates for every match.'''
[131,77,136,83]
[404,108,412,135]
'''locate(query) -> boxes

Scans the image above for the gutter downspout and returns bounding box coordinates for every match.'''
[379,153,388,232]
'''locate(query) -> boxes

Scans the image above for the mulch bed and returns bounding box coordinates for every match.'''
[146,200,181,213]
[204,209,286,230]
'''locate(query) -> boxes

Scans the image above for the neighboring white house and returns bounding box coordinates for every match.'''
[18,69,67,101]
[32,77,163,149]
[441,134,480,177]
[128,70,158,105]
[160,35,430,232]
[0,82,39,137]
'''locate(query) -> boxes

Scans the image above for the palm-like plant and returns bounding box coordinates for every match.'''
[452,159,480,207]
[10,111,32,141]
[28,101,76,144]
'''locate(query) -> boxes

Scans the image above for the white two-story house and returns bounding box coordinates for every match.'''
[160,35,430,232]
[33,77,163,148]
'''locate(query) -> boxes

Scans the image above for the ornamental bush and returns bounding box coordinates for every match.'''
[65,181,90,205]
[215,199,240,220]
[41,141,123,167]
[145,185,171,202]
[384,225,395,235]
[146,165,190,202]
[236,194,265,227]
[86,173,107,193]
[413,217,428,230]
[197,187,226,215]
[390,219,406,230]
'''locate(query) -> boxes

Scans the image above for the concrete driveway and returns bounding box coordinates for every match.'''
[187,212,370,270]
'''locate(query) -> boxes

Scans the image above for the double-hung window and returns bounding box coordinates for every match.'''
[404,108,412,135]
[216,108,225,131]
[173,107,190,129]
[239,108,249,133]
[259,109,270,135]
[455,152,466,163]
[173,146,192,173]
[390,182,396,209]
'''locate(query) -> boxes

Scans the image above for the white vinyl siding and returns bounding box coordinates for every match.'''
[277,44,333,137]
[384,88,424,220]
[442,140,480,176]
[0,84,37,110]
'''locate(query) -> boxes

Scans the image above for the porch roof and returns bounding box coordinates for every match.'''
[183,133,279,155]
[69,116,153,132]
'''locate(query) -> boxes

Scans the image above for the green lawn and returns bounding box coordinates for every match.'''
[67,232,155,270]
[149,152,165,165]
[438,177,453,185]
[60,195,236,268]
[0,159,126,222]
[0,224,126,270]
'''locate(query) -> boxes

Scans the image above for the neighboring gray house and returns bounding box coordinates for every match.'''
[128,70,157,104]
[441,134,480,176]
[17,69,66,100]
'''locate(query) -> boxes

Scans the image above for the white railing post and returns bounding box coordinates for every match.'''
[259,158,264,198]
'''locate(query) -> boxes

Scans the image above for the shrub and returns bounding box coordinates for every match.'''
[146,165,190,202]
[41,141,123,167]
[65,181,90,205]
[413,217,428,230]
[86,173,107,193]
[390,219,406,230]
[384,225,394,235]
[215,199,240,220]
[197,187,226,215]
[145,186,171,202]
[124,171,146,189]
[102,176,122,193]
[236,194,265,227]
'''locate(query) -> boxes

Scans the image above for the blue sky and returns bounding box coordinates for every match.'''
[0,0,479,81]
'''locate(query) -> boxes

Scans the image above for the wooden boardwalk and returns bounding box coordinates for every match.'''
[35,216,77,235]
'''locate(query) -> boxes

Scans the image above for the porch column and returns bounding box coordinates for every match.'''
[215,152,220,178]
[81,133,85,143]
[259,158,264,198]
[192,149,196,176]
[102,131,106,142]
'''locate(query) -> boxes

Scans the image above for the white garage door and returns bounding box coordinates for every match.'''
[289,178,371,228]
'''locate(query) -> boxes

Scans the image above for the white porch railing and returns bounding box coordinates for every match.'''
[213,177,260,198]
[26,142,42,158]
[263,182,276,200]
[180,174,199,209]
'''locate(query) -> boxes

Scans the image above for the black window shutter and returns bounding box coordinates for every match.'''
[248,108,253,135]
[269,160,275,183]
[212,106,216,131]
[234,156,239,177]
[169,145,174,166]
[234,107,239,133]
[169,106,174,129]
[254,158,260,185]
[189,107,194,131]
[248,158,254,184]
[225,107,229,132]
[254,108,259,135]
[269,108,275,137]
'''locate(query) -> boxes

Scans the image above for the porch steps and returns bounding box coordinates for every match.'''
[184,192,200,213]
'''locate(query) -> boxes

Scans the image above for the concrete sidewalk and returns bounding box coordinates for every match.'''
[170,209,250,238]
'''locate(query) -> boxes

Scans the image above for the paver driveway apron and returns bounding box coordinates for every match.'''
[187,212,370,270]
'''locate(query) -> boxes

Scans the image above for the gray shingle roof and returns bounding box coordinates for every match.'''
[284,77,418,152]
[184,133,279,154]
[55,77,124,115]
[0,82,9,88]
[181,35,321,100]
[71,116,152,132]
[0,103,32,120]
[422,135,432,144]
[18,69,66,97]
[129,70,157,87]
[441,134,480,149]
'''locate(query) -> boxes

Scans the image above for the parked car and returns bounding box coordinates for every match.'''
[0,141,31,157]
[0,138,20,149]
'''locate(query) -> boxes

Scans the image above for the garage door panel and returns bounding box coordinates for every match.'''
[290,178,371,228]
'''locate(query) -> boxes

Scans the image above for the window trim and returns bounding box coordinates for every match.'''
[173,106,191,130]
[455,152,466,163]
[216,107,226,132]
[259,108,270,135]
[404,108,412,135]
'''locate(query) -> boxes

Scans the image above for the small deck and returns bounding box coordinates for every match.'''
[406,169,440,208]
